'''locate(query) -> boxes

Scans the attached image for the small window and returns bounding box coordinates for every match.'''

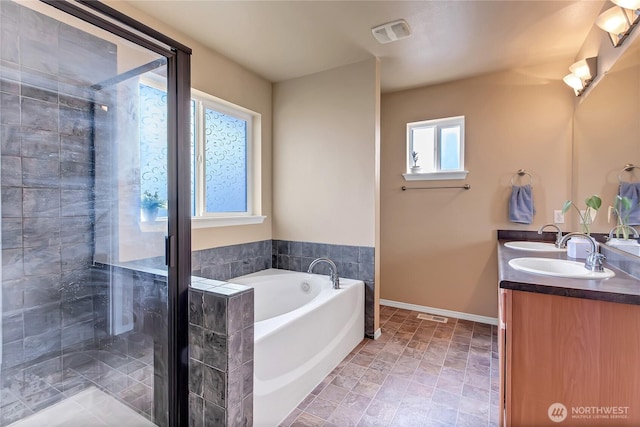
[404,115,468,181]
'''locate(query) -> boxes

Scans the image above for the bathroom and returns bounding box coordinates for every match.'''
[2,0,640,426]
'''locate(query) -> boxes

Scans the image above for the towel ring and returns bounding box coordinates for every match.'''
[618,164,640,183]
[510,169,533,186]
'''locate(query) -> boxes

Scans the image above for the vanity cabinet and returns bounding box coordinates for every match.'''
[498,288,640,426]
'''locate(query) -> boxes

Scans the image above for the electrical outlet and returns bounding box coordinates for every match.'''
[554,210,564,224]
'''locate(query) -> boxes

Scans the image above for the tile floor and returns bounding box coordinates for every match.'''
[280,306,499,427]
[1,349,153,426]
[7,387,154,427]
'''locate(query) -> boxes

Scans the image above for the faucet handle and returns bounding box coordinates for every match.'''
[586,251,606,272]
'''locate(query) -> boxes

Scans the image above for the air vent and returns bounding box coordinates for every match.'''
[371,19,412,44]
[417,313,449,323]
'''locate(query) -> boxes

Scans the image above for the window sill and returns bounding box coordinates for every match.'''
[402,171,469,181]
[139,215,266,232]
[192,215,266,229]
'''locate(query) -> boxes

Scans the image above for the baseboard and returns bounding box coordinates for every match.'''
[380,299,498,326]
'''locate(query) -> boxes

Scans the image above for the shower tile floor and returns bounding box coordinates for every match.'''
[1,349,153,426]
[280,306,499,427]
[7,387,154,427]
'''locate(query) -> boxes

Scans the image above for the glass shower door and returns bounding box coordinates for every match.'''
[0,1,189,426]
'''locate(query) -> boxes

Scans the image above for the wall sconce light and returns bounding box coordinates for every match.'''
[596,0,640,47]
[562,57,598,96]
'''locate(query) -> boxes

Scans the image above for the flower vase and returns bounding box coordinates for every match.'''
[142,208,158,222]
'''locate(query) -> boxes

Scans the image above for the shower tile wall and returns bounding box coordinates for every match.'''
[0,1,159,425]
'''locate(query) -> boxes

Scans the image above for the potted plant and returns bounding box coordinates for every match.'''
[562,195,602,235]
[410,151,421,173]
[141,190,166,222]
[608,195,634,240]
[561,195,602,258]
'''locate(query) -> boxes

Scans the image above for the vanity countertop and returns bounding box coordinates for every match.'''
[498,240,640,305]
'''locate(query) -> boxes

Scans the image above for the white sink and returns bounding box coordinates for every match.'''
[504,241,566,252]
[508,257,615,279]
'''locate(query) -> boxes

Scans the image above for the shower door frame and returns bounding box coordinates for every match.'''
[38,1,192,425]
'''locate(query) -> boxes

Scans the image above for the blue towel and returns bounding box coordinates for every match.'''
[619,182,640,225]
[509,184,535,224]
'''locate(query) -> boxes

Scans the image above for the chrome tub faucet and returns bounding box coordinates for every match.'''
[308,258,340,289]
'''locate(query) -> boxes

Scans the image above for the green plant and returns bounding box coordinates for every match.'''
[562,195,602,235]
[141,191,167,210]
[411,151,419,167]
[609,195,634,239]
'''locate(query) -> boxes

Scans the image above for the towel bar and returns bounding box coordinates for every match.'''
[402,184,471,191]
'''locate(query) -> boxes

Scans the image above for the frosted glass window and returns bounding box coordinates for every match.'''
[407,116,465,177]
[190,100,196,216]
[139,83,255,219]
[203,108,247,213]
[440,126,461,170]
[139,83,168,218]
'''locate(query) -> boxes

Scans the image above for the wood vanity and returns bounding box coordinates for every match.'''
[498,241,640,426]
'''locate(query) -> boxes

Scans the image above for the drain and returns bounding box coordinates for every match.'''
[417,313,448,323]
[300,281,311,293]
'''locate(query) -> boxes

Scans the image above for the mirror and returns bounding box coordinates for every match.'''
[572,36,640,255]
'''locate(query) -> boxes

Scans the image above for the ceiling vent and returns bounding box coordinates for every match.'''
[371,19,412,44]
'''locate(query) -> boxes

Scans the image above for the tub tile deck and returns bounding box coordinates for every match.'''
[280,306,499,427]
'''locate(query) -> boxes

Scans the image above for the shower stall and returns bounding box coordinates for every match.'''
[0,1,191,425]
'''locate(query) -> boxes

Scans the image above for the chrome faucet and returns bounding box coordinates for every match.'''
[538,224,563,247]
[308,257,340,289]
[558,232,606,272]
[607,225,640,241]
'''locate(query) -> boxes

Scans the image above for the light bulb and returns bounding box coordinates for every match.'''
[596,7,630,35]
[569,61,590,80]
[612,0,640,11]
[563,74,583,91]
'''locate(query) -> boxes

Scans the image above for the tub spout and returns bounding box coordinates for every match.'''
[308,258,340,289]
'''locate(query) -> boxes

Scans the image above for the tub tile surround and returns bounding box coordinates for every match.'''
[191,240,272,280]
[193,239,377,337]
[188,280,254,427]
[280,306,499,427]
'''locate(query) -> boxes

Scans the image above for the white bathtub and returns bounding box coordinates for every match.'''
[230,268,364,427]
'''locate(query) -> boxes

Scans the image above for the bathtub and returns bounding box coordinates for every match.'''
[230,268,364,426]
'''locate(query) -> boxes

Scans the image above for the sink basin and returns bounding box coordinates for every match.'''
[508,257,615,279]
[504,241,566,252]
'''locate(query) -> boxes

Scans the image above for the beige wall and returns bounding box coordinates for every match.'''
[272,59,379,247]
[107,1,273,251]
[381,67,574,318]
